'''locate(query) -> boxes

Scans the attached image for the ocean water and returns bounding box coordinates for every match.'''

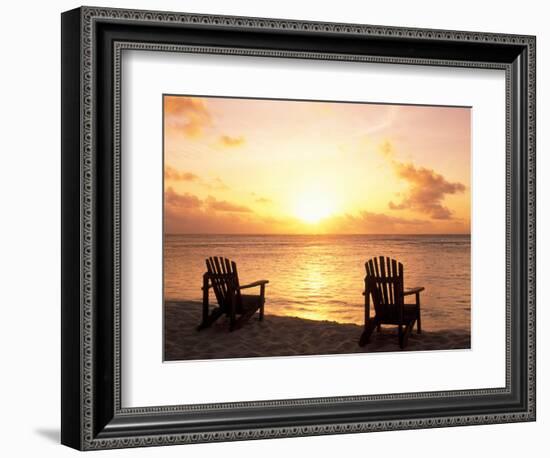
[164,234,470,332]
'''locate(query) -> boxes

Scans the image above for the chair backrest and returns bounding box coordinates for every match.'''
[365,256,404,315]
[205,257,241,310]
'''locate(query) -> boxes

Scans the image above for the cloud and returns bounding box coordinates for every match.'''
[164,96,211,138]
[389,162,465,219]
[255,197,272,204]
[165,188,251,214]
[378,139,394,157]
[205,196,252,213]
[359,211,427,227]
[323,211,430,234]
[164,187,202,209]
[219,135,245,147]
[164,166,199,182]
[164,188,284,234]
[164,186,468,234]
[379,141,466,220]
[164,166,229,192]
[207,177,229,191]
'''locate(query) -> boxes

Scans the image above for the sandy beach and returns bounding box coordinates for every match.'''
[164,300,470,361]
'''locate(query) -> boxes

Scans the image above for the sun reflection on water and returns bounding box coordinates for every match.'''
[164,234,470,331]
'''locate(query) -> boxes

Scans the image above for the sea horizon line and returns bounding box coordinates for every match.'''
[164,233,471,237]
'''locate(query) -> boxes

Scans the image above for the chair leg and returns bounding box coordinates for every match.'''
[398,324,403,348]
[359,319,378,347]
[229,291,237,331]
[198,274,210,330]
[197,307,224,331]
[400,322,414,349]
[416,292,421,334]
[259,285,265,321]
[230,315,243,331]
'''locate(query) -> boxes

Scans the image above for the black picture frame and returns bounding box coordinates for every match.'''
[61,6,536,451]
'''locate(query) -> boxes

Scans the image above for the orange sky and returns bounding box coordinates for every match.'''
[164,95,470,234]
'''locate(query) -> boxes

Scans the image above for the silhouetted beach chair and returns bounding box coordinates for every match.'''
[359,256,424,349]
[198,256,269,331]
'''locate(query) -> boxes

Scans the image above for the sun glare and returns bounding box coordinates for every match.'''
[295,191,336,224]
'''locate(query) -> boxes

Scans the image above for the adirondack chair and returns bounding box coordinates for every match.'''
[197,256,269,331]
[359,256,424,349]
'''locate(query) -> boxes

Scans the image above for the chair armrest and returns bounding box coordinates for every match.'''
[403,286,424,296]
[238,280,269,290]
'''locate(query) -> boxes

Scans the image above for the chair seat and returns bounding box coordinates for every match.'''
[239,294,264,313]
[221,294,263,315]
[226,294,263,325]
[377,304,419,324]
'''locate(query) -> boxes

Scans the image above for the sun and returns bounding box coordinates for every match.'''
[295,191,336,224]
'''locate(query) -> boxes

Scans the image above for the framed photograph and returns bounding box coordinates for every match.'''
[61,6,536,450]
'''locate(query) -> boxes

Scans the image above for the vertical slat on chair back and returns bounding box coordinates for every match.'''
[365,256,403,315]
[205,257,241,310]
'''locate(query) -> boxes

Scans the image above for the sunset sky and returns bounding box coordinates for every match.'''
[164,95,470,234]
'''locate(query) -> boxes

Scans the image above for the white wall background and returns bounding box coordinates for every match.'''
[0,0,545,456]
